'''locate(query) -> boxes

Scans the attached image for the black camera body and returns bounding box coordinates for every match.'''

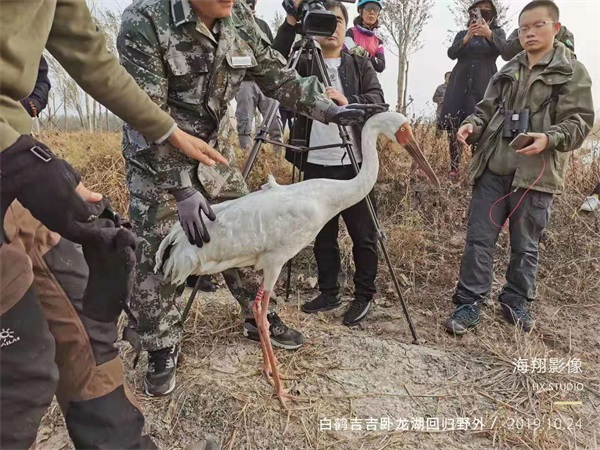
[284,0,355,37]
[502,109,530,138]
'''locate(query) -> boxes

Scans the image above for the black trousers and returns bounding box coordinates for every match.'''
[303,163,378,300]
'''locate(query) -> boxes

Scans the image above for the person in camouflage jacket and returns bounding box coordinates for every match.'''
[117,0,372,397]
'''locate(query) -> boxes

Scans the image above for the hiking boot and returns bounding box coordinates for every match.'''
[445,303,481,335]
[185,438,221,450]
[243,312,304,350]
[500,301,535,332]
[144,345,179,396]
[301,293,342,314]
[187,274,218,292]
[343,297,372,326]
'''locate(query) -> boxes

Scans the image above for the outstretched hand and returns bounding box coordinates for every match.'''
[324,103,389,126]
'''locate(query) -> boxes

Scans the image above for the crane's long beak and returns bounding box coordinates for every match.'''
[396,129,440,187]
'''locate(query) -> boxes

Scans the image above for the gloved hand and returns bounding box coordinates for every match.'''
[0,135,109,245]
[349,45,369,58]
[282,0,302,20]
[323,103,390,127]
[170,187,216,247]
[81,213,139,323]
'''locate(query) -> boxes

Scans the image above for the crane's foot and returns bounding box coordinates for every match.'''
[275,389,308,409]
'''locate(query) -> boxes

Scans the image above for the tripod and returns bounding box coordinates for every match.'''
[239,33,420,344]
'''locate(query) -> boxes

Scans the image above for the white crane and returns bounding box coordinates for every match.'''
[155,112,440,406]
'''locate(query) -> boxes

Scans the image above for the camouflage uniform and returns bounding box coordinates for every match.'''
[118,0,335,351]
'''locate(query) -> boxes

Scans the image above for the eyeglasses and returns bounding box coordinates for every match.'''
[517,21,555,34]
[363,4,381,13]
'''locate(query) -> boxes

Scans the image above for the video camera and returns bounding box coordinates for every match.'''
[283,0,356,37]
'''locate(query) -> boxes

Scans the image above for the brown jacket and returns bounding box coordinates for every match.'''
[0,0,175,151]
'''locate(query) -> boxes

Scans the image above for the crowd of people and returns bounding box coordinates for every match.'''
[0,0,595,449]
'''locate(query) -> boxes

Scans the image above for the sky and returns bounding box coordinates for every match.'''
[251,0,600,117]
[97,0,599,118]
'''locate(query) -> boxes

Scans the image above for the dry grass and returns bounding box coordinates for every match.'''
[37,125,600,449]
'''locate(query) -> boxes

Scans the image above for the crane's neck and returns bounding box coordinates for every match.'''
[331,123,380,212]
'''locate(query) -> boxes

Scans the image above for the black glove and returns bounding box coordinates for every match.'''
[282,0,302,20]
[0,135,109,245]
[323,103,390,127]
[170,187,216,248]
[81,213,138,323]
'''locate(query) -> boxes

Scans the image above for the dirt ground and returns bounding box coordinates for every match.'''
[37,131,599,449]
[37,203,599,450]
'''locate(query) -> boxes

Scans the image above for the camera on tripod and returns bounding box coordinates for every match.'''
[283,0,356,37]
[502,109,530,138]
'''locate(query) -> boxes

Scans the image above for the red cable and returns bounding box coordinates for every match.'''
[488,154,546,228]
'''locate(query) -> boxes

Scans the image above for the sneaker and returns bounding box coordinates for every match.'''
[186,275,218,292]
[243,312,304,350]
[500,301,535,332]
[580,194,600,212]
[343,298,372,326]
[301,293,342,314]
[444,303,480,335]
[144,345,179,396]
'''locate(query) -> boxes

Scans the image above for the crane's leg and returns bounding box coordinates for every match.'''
[259,289,298,408]
[251,283,272,377]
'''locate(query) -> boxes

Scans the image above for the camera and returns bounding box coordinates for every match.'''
[284,0,356,37]
[502,109,530,138]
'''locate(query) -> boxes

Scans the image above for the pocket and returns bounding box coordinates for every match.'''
[530,191,553,228]
[166,50,212,104]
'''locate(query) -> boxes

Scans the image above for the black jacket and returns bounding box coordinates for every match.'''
[438,27,506,130]
[20,56,51,117]
[272,21,385,170]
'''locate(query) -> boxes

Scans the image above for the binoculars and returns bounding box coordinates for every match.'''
[502,108,530,138]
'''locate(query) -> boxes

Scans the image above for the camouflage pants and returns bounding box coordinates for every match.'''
[126,161,259,352]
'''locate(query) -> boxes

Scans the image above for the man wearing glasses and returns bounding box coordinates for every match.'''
[444,0,594,335]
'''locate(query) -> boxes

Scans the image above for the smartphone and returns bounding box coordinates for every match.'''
[509,133,535,151]
[470,8,482,25]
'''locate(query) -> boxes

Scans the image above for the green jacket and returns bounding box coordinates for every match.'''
[463,42,595,194]
[0,0,175,151]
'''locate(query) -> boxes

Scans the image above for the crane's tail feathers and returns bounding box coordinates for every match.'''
[154,223,199,286]
[260,174,279,191]
[154,227,178,276]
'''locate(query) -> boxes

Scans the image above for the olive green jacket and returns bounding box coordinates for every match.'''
[0,0,175,151]
[463,42,594,194]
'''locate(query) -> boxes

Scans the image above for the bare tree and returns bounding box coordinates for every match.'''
[380,0,434,112]
[449,0,512,34]
[269,10,285,34]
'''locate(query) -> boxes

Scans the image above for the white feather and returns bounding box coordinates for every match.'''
[154,112,410,291]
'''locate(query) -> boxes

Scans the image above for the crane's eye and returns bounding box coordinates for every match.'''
[400,127,406,132]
